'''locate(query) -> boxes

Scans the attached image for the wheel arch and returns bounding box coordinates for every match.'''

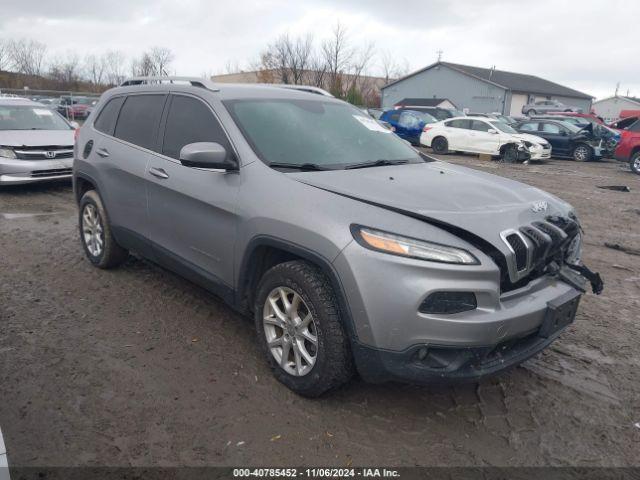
[236,236,359,342]
[74,172,99,206]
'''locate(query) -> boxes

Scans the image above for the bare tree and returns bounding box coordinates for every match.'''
[379,50,410,84]
[346,41,375,93]
[48,52,81,87]
[148,46,174,76]
[0,39,11,71]
[321,22,353,96]
[84,53,107,87]
[104,50,126,85]
[9,39,46,76]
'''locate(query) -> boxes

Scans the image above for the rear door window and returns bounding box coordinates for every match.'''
[541,123,561,134]
[519,122,539,131]
[114,94,167,150]
[94,96,125,136]
[471,120,491,132]
[162,95,231,160]
[446,119,472,129]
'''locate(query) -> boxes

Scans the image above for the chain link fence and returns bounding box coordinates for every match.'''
[0,87,102,122]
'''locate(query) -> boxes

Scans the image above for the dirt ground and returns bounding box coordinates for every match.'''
[0,153,639,468]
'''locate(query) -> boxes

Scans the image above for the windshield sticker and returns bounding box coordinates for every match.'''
[353,115,391,133]
[33,109,53,116]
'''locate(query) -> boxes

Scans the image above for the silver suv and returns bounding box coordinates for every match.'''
[73,77,603,397]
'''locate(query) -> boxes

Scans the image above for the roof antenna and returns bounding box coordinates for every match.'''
[614,82,620,96]
[436,49,443,62]
[489,65,495,81]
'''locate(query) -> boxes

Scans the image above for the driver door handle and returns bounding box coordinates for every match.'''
[96,148,109,158]
[149,167,169,179]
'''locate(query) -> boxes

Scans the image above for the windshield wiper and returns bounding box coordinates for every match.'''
[268,162,331,171]
[345,159,409,170]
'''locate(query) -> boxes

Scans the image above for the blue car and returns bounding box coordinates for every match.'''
[379,109,437,145]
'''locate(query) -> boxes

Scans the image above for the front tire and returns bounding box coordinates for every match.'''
[501,144,518,163]
[630,151,640,175]
[79,190,129,268]
[573,144,592,162]
[254,260,353,397]
[431,136,449,154]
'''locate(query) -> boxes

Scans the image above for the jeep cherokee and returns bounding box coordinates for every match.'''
[73,77,603,397]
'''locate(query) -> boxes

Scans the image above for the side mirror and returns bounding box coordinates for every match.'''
[488,128,498,134]
[560,130,568,136]
[69,121,80,129]
[179,142,237,170]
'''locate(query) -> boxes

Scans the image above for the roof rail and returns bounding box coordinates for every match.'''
[268,84,334,97]
[119,76,220,91]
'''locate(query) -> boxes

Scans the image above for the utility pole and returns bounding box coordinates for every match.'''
[436,50,443,62]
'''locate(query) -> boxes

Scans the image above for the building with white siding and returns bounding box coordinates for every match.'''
[381,61,593,115]
[592,96,640,123]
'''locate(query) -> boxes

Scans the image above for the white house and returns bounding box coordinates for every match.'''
[592,96,640,123]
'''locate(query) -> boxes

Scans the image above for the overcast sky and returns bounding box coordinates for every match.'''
[1,0,638,100]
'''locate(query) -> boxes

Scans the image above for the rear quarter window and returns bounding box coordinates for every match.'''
[93,97,125,136]
[114,94,167,150]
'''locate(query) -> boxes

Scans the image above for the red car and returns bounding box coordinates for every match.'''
[609,116,639,130]
[613,118,640,174]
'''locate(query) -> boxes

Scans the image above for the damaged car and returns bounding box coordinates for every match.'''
[514,119,618,161]
[74,78,603,397]
[420,117,551,162]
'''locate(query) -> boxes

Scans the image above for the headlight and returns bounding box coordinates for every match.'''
[0,147,16,159]
[351,225,479,265]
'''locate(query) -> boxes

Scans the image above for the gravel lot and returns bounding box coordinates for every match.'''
[0,153,639,468]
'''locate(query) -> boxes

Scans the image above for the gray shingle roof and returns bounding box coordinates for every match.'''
[383,61,593,100]
[394,97,451,107]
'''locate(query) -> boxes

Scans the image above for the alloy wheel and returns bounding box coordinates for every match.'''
[82,204,104,257]
[574,146,589,161]
[263,287,318,377]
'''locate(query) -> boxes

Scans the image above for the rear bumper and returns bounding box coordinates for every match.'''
[0,157,73,184]
[353,289,582,384]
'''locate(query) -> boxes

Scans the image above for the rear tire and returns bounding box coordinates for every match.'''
[527,109,536,116]
[79,190,129,268]
[431,136,449,154]
[254,260,353,397]
[573,144,592,162]
[630,151,640,175]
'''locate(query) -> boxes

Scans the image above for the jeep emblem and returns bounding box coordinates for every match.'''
[45,151,56,159]
[531,200,548,213]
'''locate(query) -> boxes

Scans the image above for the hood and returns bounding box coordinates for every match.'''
[0,129,74,147]
[512,133,548,145]
[289,161,571,252]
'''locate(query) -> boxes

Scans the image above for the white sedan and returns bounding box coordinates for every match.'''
[420,116,551,161]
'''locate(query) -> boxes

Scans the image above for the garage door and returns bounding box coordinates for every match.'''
[510,93,528,117]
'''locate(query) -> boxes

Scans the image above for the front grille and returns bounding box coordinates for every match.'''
[14,145,74,161]
[30,168,72,178]
[505,233,527,271]
[500,216,580,293]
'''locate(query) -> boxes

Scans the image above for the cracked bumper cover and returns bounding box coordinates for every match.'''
[353,289,582,384]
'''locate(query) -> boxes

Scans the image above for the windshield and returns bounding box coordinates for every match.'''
[225,99,421,169]
[490,121,518,134]
[414,111,437,124]
[0,105,71,131]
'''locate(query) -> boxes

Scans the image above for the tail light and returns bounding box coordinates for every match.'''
[423,126,433,133]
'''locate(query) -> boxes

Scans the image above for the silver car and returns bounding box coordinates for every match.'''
[522,99,582,116]
[73,77,603,397]
[0,97,77,185]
